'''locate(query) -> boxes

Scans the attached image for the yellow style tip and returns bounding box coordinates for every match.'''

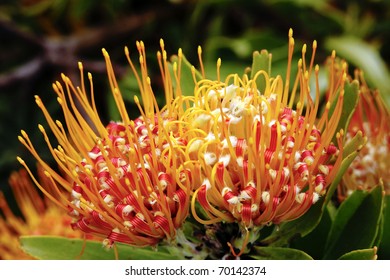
[34,95,42,105]
[139,41,145,50]
[298,59,302,68]
[56,120,63,128]
[198,46,202,55]
[312,40,317,49]
[136,41,144,51]
[38,124,45,133]
[289,28,293,37]
[18,135,25,144]
[20,129,28,138]
[160,38,165,49]
[61,74,70,83]
[16,156,24,164]
[102,48,109,58]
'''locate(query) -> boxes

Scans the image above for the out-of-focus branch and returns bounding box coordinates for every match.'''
[0,57,44,87]
[70,10,159,52]
[0,18,43,47]
[0,9,171,88]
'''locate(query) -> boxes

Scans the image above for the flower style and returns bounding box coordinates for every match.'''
[0,167,84,259]
[339,70,390,198]
[186,30,345,232]
[17,41,193,247]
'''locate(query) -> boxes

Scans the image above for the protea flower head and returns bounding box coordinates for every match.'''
[17,40,192,247]
[186,30,345,247]
[339,70,390,199]
[0,167,84,259]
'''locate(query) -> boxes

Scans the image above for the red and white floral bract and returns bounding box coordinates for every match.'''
[187,31,345,228]
[340,71,390,198]
[18,41,192,247]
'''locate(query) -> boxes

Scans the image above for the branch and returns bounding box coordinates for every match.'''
[0,8,173,88]
[0,57,44,87]
[0,19,43,47]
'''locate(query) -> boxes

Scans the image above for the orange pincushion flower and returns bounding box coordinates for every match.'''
[187,30,345,229]
[339,70,390,198]
[0,168,84,259]
[17,41,192,247]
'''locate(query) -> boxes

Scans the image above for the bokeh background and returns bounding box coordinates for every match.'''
[1,0,389,214]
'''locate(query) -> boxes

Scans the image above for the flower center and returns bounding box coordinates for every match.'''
[188,83,340,227]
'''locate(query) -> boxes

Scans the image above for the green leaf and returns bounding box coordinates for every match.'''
[328,79,360,142]
[323,185,385,259]
[338,247,378,260]
[250,246,313,260]
[204,60,248,82]
[265,0,329,10]
[20,0,53,16]
[170,53,200,96]
[250,50,272,94]
[322,111,366,207]
[20,236,179,260]
[325,36,390,107]
[342,130,366,159]
[324,143,364,207]
[290,205,332,259]
[378,195,390,259]
[373,195,386,248]
[203,36,251,61]
[320,128,365,214]
[69,0,96,21]
[259,197,323,247]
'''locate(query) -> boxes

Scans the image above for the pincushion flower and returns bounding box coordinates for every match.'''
[17,41,193,248]
[339,70,390,199]
[0,168,84,259]
[186,30,345,249]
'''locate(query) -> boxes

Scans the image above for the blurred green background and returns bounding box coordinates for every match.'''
[0,0,389,212]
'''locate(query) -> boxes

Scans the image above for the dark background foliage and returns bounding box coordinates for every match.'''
[1,0,389,213]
